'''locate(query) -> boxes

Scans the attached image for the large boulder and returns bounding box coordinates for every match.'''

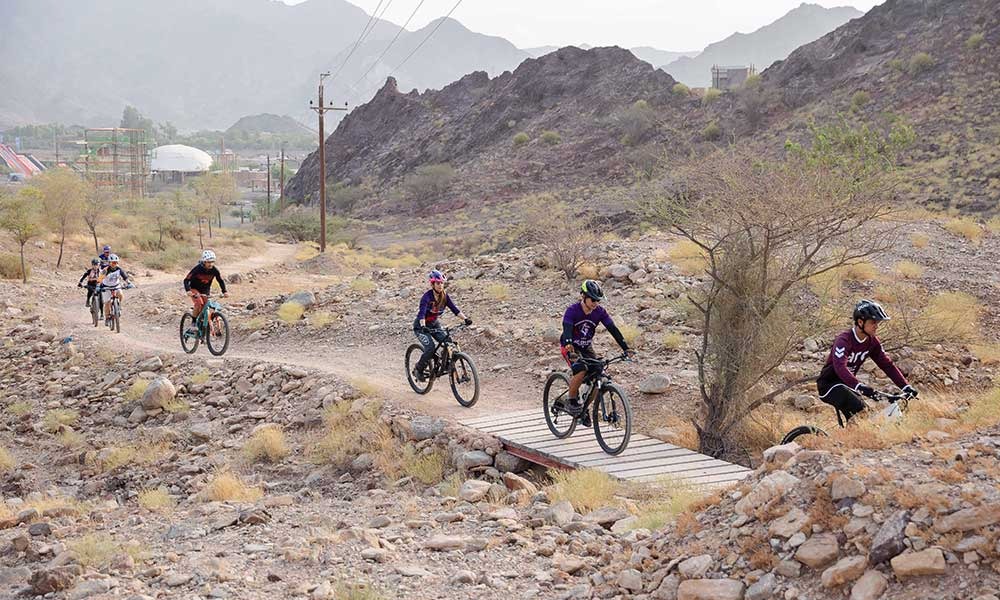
[458,480,492,503]
[934,505,1000,533]
[795,534,839,569]
[141,377,175,410]
[287,290,317,307]
[494,451,530,473]
[890,548,947,578]
[677,579,744,600]
[639,374,672,394]
[869,510,909,564]
[735,471,799,516]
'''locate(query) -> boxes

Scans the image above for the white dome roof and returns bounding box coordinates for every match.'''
[150,144,213,173]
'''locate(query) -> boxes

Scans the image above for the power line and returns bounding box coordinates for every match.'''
[352,0,428,89]
[392,0,464,73]
[328,0,388,83]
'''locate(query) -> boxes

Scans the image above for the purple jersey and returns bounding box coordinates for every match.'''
[562,303,614,348]
[817,329,907,395]
[417,289,459,324]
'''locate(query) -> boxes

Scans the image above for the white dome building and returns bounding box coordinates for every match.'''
[150,144,213,183]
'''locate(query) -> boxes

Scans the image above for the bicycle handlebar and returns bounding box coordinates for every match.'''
[871,390,913,403]
[575,353,633,367]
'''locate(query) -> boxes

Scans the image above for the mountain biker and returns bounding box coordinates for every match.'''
[560,280,631,418]
[99,254,131,326]
[412,270,472,382]
[97,245,113,269]
[817,299,918,425]
[77,258,102,308]
[183,250,228,335]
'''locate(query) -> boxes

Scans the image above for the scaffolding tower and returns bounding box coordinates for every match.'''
[81,128,149,199]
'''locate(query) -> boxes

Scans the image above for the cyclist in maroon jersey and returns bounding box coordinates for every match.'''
[817,299,918,424]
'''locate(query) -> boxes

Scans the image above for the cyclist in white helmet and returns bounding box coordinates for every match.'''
[183,250,228,335]
[98,254,131,326]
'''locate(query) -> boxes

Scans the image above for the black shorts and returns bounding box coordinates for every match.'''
[562,345,598,375]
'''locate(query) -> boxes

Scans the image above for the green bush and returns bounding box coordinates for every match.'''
[743,73,762,89]
[672,83,690,97]
[143,246,189,271]
[259,206,321,242]
[540,131,562,145]
[908,52,935,75]
[888,58,905,72]
[965,33,985,50]
[0,253,28,280]
[702,88,722,105]
[701,121,722,141]
[512,132,530,146]
[850,90,871,111]
[402,164,457,209]
[615,100,656,146]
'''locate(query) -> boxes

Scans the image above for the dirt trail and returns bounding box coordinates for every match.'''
[53,242,539,421]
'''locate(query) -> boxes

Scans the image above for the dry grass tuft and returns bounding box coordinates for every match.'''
[944,218,983,243]
[840,261,879,282]
[312,401,386,468]
[245,316,268,331]
[630,478,707,531]
[987,217,1000,235]
[311,311,337,328]
[350,278,377,293]
[200,471,263,502]
[894,261,924,279]
[277,301,305,323]
[919,291,981,344]
[617,323,644,348]
[910,232,930,248]
[8,401,32,418]
[546,469,620,513]
[190,369,211,385]
[661,331,685,351]
[294,243,320,262]
[957,388,1000,432]
[91,441,170,472]
[138,487,175,512]
[662,416,700,451]
[374,432,447,485]
[42,409,79,433]
[56,429,85,449]
[970,344,1000,365]
[486,282,511,301]
[667,240,707,275]
[243,425,290,463]
[124,379,150,401]
[69,533,119,568]
[0,446,15,473]
[331,582,388,600]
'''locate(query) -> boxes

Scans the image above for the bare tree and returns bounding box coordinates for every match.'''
[517,196,602,280]
[0,188,43,283]
[32,168,87,267]
[641,118,915,461]
[192,173,237,237]
[82,186,109,255]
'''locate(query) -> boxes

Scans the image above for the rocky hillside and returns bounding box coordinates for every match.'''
[288,0,1000,216]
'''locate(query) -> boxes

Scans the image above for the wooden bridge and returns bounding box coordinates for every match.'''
[459,409,752,487]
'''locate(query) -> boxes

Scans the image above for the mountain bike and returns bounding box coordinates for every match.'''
[180,293,230,356]
[81,283,102,327]
[542,354,633,455]
[780,389,914,444]
[405,323,480,407]
[102,283,133,334]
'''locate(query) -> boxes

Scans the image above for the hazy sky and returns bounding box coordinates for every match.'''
[283,0,884,50]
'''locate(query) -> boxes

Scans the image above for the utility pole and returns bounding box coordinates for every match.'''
[279,143,286,212]
[266,154,271,217]
[309,72,347,253]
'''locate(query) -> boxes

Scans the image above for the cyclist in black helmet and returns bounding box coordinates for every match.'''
[816,299,918,424]
[559,280,631,418]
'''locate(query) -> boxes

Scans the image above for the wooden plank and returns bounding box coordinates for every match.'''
[600,457,749,478]
[637,471,750,486]
[477,420,552,435]
[509,434,649,452]
[458,411,538,427]
[502,430,654,448]
[597,462,750,480]
[576,446,708,467]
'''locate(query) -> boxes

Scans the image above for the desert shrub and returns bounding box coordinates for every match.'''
[57,430,84,448]
[888,58,905,72]
[547,469,619,513]
[911,232,930,248]
[672,83,690,97]
[350,278,376,293]
[42,409,79,433]
[69,534,119,568]
[486,282,510,301]
[312,401,386,467]
[919,291,981,343]
[702,88,722,105]
[200,471,262,502]
[512,132,530,146]
[190,369,211,385]
[615,100,657,145]
[328,182,368,215]
[701,121,722,141]
[540,131,562,145]
[310,311,336,327]
[277,302,305,323]
[8,401,31,417]
[259,206,321,242]
[617,323,643,348]
[840,261,879,282]
[511,197,600,279]
[124,379,150,402]
[944,218,982,242]
[0,447,14,473]
[662,331,685,351]
[632,479,705,531]
[908,52,935,75]
[138,487,174,512]
[243,425,289,463]
[850,90,871,111]
[895,260,924,279]
[965,33,985,51]
[0,253,29,279]
[987,217,1000,234]
[403,164,456,209]
[143,246,188,271]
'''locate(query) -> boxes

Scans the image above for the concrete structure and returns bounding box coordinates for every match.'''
[711,64,757,90]
[150,144,213,183]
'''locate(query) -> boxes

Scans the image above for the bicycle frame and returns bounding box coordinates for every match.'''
[191,294,224,337]
[427,324,467,375]
[573,354,629,409]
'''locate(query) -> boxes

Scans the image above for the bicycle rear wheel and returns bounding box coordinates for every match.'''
[90,297,100,327]
[405,343,434,394]
[449,352,480,407]
[206,312,230,356]
[593,383,631,455]
[180,313,199,354]
[112,301,121,334]
[780,425,827,445]
[543,372,576,439]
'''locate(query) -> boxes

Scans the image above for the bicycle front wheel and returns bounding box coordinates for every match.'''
[593,383,631,455]
[449,352,480,407]
[180,313,199,354]
[90,298,100,327]
[543,372,576,439]
[780,425,827,445]
[206,312,230,356]
[405,343,434,394]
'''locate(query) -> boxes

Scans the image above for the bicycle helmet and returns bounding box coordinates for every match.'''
[91,258,99,265]
[853,299,890,323]
[102,245,111,253]
[581,279,605,301]
[428,270,445,283]
[108,254,120,262]
[201,250,217,263]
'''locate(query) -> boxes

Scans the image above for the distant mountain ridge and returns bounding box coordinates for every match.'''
[663,3,863,87]
[522,44,698,67]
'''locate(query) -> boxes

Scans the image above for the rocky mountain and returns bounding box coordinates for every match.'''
[663,3,864,87]
[288,0,1000,216]
[523,45,698,67]
[225,114,313,137]
[0,1,528,131]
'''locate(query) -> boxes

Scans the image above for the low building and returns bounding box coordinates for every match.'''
[150,144,213,183]
[711,65,757,90]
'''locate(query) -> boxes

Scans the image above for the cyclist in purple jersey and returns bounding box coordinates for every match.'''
[411,270,472,382]
[559,280,631,417]
[817,299,917,424]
